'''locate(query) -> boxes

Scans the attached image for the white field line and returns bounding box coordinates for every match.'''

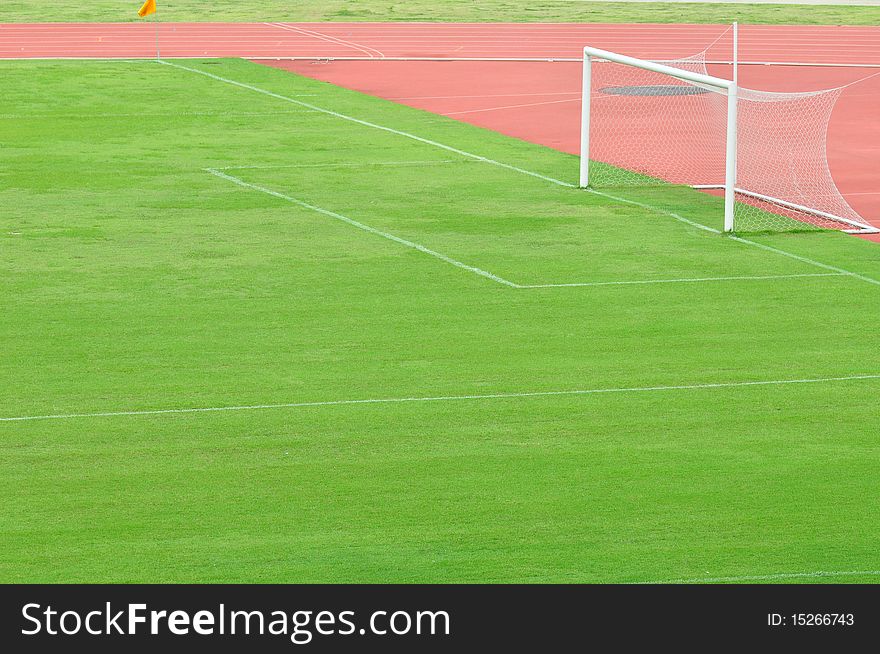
[519,273,846,288]
[2,374,879,424]
[639,570,880,585]
[443,97,580,117]
[164,60,880,287]
[213,159,466,171]
[264,22,385,59]
[205,168,518,288]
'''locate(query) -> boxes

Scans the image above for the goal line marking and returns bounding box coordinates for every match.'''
[636,570,880,584]
[0,109,312,121]
[2,373,879,423]
[165,60,880,287]
[207,168,844,290]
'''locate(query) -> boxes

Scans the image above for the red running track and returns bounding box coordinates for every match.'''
[3,21,878,237]
[262,59,880,239]
[3,22,880,65]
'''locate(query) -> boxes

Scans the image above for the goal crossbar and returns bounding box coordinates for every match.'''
[580,47,735,92]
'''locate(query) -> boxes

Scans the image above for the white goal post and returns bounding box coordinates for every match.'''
[578,45,879,235]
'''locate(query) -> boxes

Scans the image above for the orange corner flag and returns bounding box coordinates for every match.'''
[137,0,157,18]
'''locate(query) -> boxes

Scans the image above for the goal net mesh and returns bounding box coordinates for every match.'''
[586,51,871,233]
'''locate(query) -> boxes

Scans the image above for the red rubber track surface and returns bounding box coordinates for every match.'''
[3,22,880,64]
[3,22,877,238]
[262,59,880,238]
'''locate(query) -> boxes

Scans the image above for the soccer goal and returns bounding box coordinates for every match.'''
[578,45,879,235]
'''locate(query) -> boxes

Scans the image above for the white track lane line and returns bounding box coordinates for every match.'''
[388,91,581,101]
[163,60,880,287]
[245,58,880,68]
[7,57,880,69]
[443,97,580,116]
[3,374,879,423]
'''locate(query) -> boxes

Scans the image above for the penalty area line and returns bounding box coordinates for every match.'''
[206,168,848,291]
[2,373,879,423]
[163,60,880,288]
[212,159,467,171]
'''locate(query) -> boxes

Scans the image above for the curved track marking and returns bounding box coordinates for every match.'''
[265,22,385,59]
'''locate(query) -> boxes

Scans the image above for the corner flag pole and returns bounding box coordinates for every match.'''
[137,1,160,61]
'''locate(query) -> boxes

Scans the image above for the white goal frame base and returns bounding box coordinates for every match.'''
[692,186,878,234]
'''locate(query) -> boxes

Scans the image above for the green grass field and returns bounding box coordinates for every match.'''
[3,0,880,25]
[2,58,880,583]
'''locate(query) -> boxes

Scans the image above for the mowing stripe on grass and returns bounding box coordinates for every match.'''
[442,97,580,117]
[3,373,879,423]
[213,160,465,171]
[164,60,880,288]
[205,168,519,287]
[0,110,313,121]
[163,61,593,189]
[639,570,880,584]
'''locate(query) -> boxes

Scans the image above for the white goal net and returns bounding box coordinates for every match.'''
[579,46,878,235]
